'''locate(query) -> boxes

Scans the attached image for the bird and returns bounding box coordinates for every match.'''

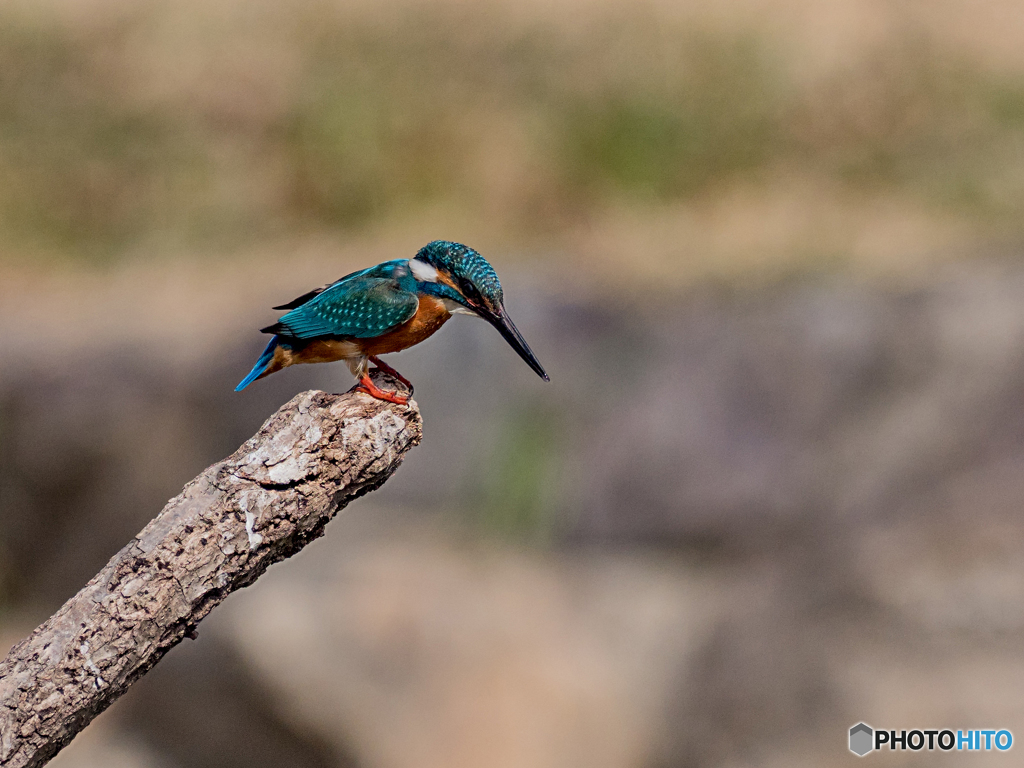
[235,240,549,403]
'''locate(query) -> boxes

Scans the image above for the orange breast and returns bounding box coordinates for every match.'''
[359,294,451,356]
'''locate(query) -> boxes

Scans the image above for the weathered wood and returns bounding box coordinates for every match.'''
[0,375,422,768]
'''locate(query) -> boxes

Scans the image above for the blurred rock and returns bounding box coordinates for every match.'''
[48,710,168,768]
[568,267,1024,549]
[118,636,349,768]
[208,509,722,768]
[8,263,1024,766]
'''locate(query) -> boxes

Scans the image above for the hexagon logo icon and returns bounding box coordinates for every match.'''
[849,723,874,757]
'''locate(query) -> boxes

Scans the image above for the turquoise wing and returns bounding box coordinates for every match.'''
[264,273,419,339]
[272,260,409,310]
[271,260,410,311]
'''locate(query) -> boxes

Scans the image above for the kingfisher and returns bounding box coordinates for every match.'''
[235,240,549,403]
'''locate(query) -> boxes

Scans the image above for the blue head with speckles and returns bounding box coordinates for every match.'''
[412,240,548,381]
[414,240,503,315]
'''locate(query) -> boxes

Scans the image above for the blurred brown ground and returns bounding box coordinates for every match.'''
[4,1,1024,766]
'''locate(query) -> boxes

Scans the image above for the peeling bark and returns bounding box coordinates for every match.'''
[0,376,422,768]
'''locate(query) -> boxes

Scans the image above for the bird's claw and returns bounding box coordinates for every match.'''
[355,375,410,405]
[367,356,414,394]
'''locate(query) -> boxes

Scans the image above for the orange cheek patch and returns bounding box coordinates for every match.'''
[437,272,460,291]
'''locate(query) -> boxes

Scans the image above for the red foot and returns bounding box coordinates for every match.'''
[368,355,414,392]
[355,374,410,405]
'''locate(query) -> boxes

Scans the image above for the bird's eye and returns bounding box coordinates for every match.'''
[460,279,482,304]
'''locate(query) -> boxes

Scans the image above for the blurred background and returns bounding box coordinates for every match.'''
[3,0,1024,765]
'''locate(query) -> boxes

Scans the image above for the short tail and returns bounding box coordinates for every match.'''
[235,336,280,391]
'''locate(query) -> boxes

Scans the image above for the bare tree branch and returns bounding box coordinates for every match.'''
[0,376,422,768]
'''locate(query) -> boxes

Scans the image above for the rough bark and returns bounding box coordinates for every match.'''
[0,375,422,768]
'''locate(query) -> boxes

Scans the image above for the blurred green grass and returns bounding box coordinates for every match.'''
[475,402,562,545]
[558,31,782,200]
[2,4,1024,263]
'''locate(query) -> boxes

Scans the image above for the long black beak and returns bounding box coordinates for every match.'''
[484,305,549,381]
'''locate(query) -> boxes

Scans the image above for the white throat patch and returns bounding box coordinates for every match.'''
[409,258,439,283]
[441,298,480,317]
